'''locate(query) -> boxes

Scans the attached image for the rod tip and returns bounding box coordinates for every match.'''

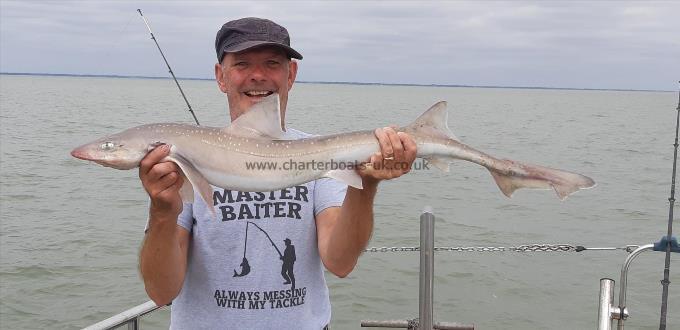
[422,205,433,214]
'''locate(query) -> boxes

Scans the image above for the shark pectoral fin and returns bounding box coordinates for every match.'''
[488,161,596,200]
[166,153,216,218]
[178,173,194,203]
[223,93,290,139]
[326,169,363,189]
[426,156,453,172]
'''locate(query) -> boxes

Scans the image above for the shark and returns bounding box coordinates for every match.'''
[71,94,595,212]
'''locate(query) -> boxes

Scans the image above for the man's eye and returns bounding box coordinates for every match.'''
[267,60,280,66]
[234,62,248,67]
[101,142,116,151]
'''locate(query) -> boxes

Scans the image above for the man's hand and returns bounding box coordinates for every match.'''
[139,144,184,220]
[358,127,417,185]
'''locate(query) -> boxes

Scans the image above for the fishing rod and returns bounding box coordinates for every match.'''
[137,8,200,126]
[247,221,283,258]
[659,81,680,330]
[243,222,249,259]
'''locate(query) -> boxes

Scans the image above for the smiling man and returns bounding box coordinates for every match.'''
[138,17,416,329]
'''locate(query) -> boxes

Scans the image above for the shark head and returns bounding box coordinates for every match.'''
[71,128,152,170]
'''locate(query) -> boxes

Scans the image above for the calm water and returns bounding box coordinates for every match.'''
[0,74,678,329]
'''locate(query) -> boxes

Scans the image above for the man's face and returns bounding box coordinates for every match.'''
[215,46,298,126]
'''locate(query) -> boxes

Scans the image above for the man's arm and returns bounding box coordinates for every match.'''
[316,128,416,277]
[137,145,189,305]
[140,223,190,305]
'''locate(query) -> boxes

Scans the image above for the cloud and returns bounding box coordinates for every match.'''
[1,0,678,90]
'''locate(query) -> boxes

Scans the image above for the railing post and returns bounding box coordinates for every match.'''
[127,318,138,330]
[420,206,435,330]
[598,278,615,330]
[361,207,472,329]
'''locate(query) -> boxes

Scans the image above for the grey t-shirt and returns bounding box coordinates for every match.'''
[169,129,347,330]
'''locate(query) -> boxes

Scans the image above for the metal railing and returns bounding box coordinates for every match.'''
[83,301,165,330]
[84,208,668,330]
[597,237,680,330]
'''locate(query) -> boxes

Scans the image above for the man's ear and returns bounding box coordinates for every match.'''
[287,60,298,90]
[215,62,228,93]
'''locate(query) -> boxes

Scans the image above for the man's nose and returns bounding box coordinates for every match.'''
[249,64,267,82]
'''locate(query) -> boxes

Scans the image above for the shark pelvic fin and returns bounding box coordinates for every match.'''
[223,93,289,139]
[326,169,363,189]
[406,101,458,140]
[425,157,453,172]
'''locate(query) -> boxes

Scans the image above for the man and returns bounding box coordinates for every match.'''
[139,17,416,329]
[281,238,296,290]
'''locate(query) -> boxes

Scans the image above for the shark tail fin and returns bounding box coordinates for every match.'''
[488,160,596,200]
[405,100,596,200]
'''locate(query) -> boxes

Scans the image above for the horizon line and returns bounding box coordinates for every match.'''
[0,71,672,93]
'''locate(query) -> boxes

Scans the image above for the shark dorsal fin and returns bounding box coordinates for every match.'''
[223,93,287,139]
[405,101,457,140]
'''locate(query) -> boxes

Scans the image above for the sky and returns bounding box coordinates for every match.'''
[1,1,678,90]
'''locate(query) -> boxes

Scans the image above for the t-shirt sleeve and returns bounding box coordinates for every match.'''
[313,177,347,216]
[143,202,194,233]
[176,203,195,231]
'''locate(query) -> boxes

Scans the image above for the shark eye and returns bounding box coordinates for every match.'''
[101,141,116,151]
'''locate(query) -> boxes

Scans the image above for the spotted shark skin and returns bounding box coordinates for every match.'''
[71,94,595,213]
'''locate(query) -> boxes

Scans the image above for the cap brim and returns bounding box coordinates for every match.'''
[223,40,303,60]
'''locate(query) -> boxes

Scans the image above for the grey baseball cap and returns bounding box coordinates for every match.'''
[215,17,303,61]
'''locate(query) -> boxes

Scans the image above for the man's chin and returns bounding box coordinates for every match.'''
[248,96,266,103]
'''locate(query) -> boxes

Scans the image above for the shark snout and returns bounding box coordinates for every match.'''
[70,147,92,161]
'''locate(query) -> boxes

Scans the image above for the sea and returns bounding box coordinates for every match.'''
[0,74,678,329]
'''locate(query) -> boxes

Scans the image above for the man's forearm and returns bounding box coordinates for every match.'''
[323,181,378,277]
[139,216,187,305]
